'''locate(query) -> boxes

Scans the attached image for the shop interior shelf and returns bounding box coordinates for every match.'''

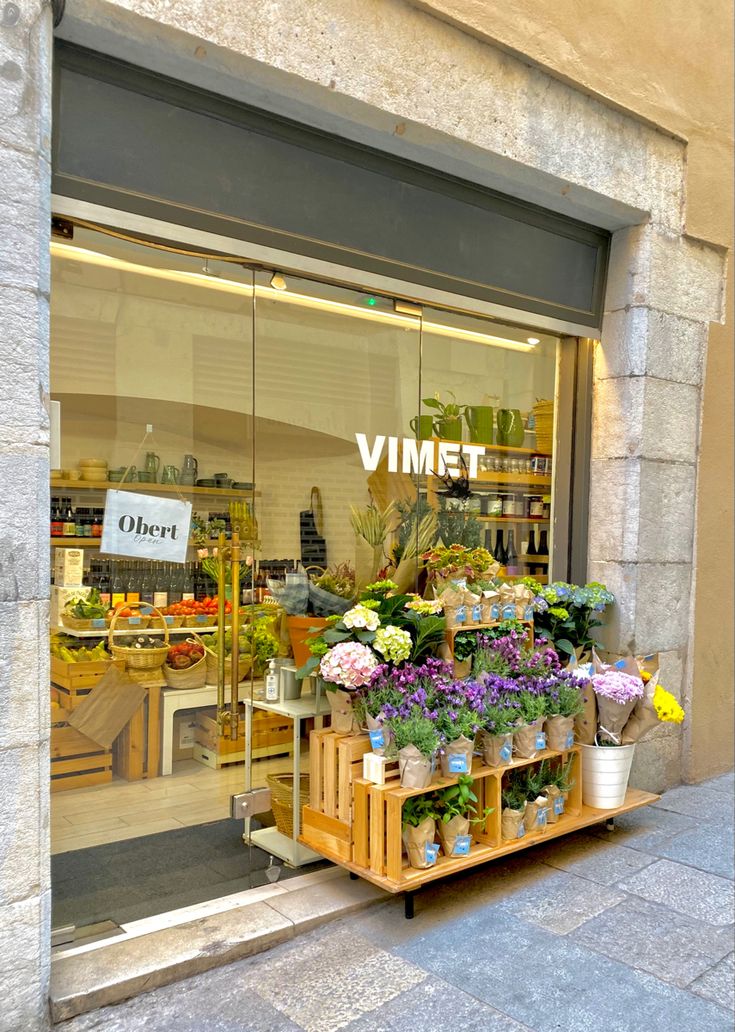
[50,537,231,549]
[428,437,551,458]
[53,624,218,638]
[51,479,259,498]
[477,516,550,524]
[474,472,551,487]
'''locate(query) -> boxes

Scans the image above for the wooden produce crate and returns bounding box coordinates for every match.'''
[300,729,372,864]
[192,706,293,770]
[51,726,112,793]
[302,746,659,895]
[51,656,126,692]
[112,683,161,781]
[445,620,534,657]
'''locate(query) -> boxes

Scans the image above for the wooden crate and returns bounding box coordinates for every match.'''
[308,728,372,821]
[302,746,659,894]
[51,726,112,793]
[192,707,293,769]
[112,683,161,782]
[51,656,125,692]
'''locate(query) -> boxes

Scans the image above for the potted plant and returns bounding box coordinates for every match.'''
[515,765,549,835]
[478,696,517,767]
[434,774,492,856]
[318,640,380,735]
[390,706,441,788]
[421,390,466,440]
[433,679,484,776]
[402,794,440,869]
[522,578,615,660]
[513,689,547,759]
[501,781,527,840]
[539,756,575,823]
[544,679,584,751]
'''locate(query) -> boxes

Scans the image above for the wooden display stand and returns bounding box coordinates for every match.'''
[301,729,372,862]
[51,657,126,710]
[300,730,659,914]
[192,705,293,770]
[112,683,161,781]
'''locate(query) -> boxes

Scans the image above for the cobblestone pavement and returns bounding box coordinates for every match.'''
[59,774,734,1032]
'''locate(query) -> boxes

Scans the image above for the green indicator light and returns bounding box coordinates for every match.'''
[366,296,378,306]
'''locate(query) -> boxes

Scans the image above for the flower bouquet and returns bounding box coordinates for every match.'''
[522,578,615,659]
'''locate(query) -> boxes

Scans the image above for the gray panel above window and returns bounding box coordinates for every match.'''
[53,43,609,327]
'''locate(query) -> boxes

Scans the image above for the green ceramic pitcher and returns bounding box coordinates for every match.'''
[496,408,525,447]
[409,414,435,440]
[435,417,463,441]
[466,405,494,444]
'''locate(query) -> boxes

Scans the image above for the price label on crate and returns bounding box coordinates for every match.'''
[452,835,472,856]
[535,732,547,750]
[101,490,192,564]
[554,796,565,816]
[500,743,512,763]
[369,729,385,750]
[425,843,440,865]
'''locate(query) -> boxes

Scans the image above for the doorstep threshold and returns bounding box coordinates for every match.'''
[50,867,388,1023]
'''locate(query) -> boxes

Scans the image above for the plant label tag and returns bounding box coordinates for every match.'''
[517,823,525,838]
[565,731,574,749]
[91,618,106,629]
[369,729,385,750]
[535,732,547,750]
[500,743,512,763]
[554,796,565,815]
[537,809,547,827]
[501,604,516,620]
[455,606,467,624]
[453,835,471,856]
[524,606,534,620]
[614,659,626,669]
[101,490,192,564]
[128,617,141,626]
[491,604,500,620]
[471,604,482,622]
[448,753,469,774]
[425,843,440,865]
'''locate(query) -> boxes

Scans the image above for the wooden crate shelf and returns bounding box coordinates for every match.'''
[192,706,293,770]
[51,727,112,793]
[301,743,659,895]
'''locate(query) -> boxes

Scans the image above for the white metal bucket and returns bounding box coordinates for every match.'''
[581,743,636,809]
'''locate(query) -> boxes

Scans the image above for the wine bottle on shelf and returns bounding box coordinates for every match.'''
[140,562,155,606]
[153,563,169,610]
[505,530,519,576]
[111,561,125,609]
[493,528,507,573]
[63,498,76,538]
[182,563,195,602]
[538,528,549,557]
[98,561,111,608]
[125,561,140,604]
[168,563,184,605]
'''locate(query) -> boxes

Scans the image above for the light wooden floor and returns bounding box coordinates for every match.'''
[51,750,301,855]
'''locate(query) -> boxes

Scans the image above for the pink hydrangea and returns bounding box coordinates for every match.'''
[591,670,644,704]
[319,642,378,688]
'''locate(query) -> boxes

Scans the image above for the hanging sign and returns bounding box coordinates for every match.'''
[100,490,192,564]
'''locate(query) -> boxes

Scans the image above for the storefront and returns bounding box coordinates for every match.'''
[2,5,729,1026]
[48,42,609,942]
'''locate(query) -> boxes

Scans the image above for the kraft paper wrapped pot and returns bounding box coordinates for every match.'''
[403,817,438,869]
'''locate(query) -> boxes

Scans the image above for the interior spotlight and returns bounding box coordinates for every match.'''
[527,337,540,345]
[270,272,288,291]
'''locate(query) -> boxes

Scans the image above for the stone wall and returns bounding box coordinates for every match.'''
[0,2,52,1028]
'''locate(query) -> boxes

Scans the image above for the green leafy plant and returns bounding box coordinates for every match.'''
[434,704,480,744]
[434,774,493,825]
[521,578,615,657]
[311,562,356,600]
[480,702,518,736]
[66,588,106,620]
[421,390,466,423]
[402,794,439,829]
[390,707,441,758]
[542,756,576,793]
[501,781,527,812]
[517,690,547,724]
[513,764,546,802]
[453,630,483,663]
[545,681,585,718]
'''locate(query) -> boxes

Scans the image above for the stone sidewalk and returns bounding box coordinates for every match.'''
[59,773,734,1032]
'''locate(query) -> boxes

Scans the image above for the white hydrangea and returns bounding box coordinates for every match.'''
[343,604,380,632]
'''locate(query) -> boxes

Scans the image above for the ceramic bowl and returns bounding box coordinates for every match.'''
[80,467,107,482]
[78,458,108,468]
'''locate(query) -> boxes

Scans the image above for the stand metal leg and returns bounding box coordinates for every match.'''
[349,872,358,880]
[404,892,415,920]
[605,818,615,832]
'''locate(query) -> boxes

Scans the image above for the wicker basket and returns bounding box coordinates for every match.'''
[532,399,554,455]
[109,603,169,670]
[204,651,252,685]
[162,614,186,628]
[60,614,105,631]
[106,614,152,631]
[163,633,207,689]
[267,774,310,838]
[183,614,217,628]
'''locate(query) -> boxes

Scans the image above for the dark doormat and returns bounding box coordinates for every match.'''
[51,818,331,929]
